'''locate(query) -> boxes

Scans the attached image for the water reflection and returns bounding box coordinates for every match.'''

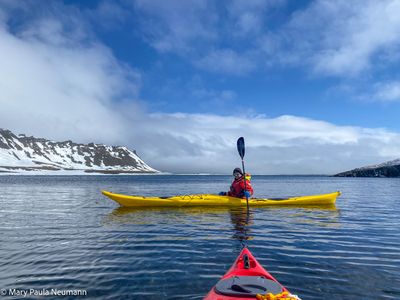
[229,208,253,243]
[103,206,236,226]
[287,207,341,228]
[104,205,339,235]
[108,203,337,216]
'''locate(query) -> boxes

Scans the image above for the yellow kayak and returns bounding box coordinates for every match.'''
[102,190,340,208]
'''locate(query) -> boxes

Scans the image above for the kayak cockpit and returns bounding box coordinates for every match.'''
[214,275,283,297]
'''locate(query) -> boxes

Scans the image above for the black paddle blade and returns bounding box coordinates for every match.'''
[237,137,245,159]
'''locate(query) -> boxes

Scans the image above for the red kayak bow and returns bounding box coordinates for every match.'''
[204,247,299,300]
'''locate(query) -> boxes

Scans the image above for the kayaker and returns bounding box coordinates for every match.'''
[219,167,253,198]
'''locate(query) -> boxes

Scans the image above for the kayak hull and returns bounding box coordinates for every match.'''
[203,247,288,300]
[102,191,340,208]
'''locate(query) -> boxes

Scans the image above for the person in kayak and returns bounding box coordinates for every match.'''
[219,167,253,198]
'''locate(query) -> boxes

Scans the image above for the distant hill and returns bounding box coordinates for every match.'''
[334,159,400,177]
[0,128,158,174]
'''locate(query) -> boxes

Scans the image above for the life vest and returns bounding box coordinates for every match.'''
[228,175,254,198]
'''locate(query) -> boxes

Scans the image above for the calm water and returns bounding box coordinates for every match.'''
[0,175,399,299]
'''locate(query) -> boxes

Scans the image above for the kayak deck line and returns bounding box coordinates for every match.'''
[102,190,340,208]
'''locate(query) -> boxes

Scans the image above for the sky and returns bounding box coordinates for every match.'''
[1,0,400,174]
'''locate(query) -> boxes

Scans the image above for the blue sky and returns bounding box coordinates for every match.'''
[1,0,400,174]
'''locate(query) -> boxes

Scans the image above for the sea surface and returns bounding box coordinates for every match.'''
[0,175,399,299]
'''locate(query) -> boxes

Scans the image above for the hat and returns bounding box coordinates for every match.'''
[233,167,243,175]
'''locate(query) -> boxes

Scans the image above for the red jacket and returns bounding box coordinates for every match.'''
[227,176,254,198]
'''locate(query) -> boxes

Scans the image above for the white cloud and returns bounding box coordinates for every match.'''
[131,0,280,75]
[228,0,285,36]
[191,88,237,107]
[373,81,400,102]
[274,0,400,76]
[0,3,141,145]
[131,0,400,79]
[133,0,217,53]
[91,0,130,30]
[128,113,400,174]
[196,49,256,75]
[314,1,400,76]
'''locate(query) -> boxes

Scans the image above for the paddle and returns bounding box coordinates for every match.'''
[237,137,249,211]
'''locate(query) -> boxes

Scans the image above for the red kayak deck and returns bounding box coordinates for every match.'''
[204,247,290,300]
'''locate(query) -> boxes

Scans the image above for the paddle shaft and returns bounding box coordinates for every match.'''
[241,159,249,211]
[237,137,249,211]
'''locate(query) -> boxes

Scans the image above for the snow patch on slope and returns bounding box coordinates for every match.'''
[0,129,158,174]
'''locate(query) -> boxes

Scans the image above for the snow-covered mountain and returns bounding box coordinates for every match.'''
[359,159,400,170]
[0,128,159,174]
[334,158,400,177]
